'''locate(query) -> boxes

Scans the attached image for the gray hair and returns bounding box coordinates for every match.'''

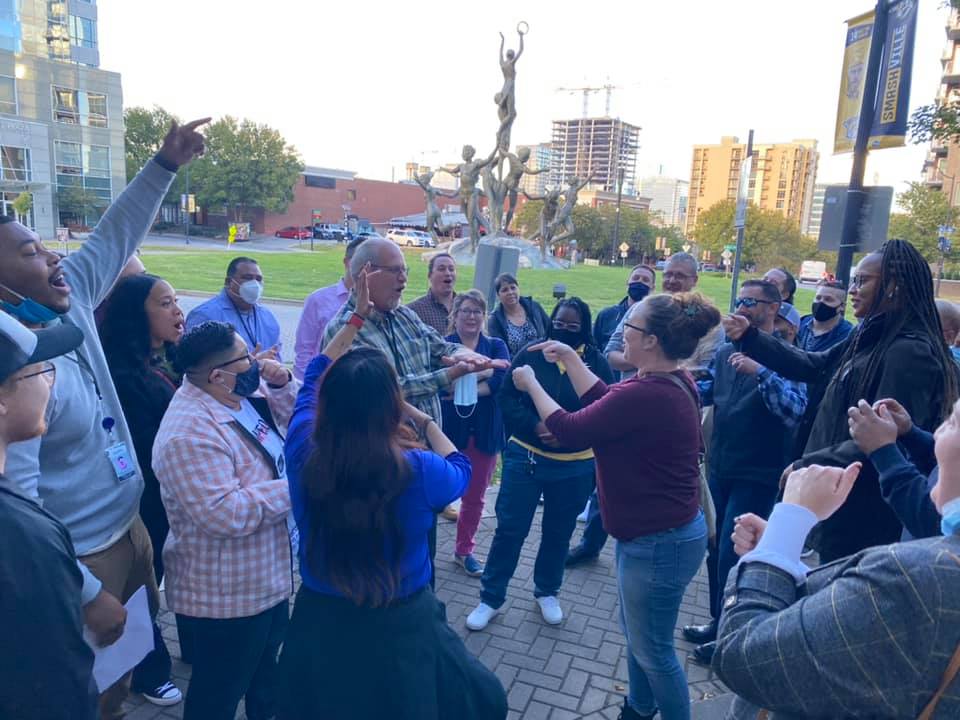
[667,252,698,276]
[349,238,391,278]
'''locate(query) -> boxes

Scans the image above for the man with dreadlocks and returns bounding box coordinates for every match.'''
[722,240,959,562]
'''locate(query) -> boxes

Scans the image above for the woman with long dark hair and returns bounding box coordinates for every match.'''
[99,273,184,706]
[724,239,960,561]
[279,270,507,719]
[467,297,614,631]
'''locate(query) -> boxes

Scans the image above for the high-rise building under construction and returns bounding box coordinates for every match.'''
[550,117,640,194]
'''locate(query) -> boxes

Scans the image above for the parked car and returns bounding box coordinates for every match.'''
[387,228,436,248]
[356,230,386,242]
[275,226,312,240]
[799,260,827,284]
[313,223,347,241]
[701,263,718,272]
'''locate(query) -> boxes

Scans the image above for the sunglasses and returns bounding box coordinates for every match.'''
[735,297,776,309]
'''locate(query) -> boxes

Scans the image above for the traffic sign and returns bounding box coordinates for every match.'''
[721,249,733,261]
[619,242,629,252]
[620,250,628,258]
[682,243,691,253]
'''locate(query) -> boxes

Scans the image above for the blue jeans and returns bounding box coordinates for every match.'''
[706,474,780,619]
[480,442,594,609]
[616,512,707,720]
[573,488,609,556]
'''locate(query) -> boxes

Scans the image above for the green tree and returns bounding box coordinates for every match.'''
[190,116,304,222]
[124,106,186,205]
[58,185,108,225]
[11,191,32,219]
[887,182,958,262]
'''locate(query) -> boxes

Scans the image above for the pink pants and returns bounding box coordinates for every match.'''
[456,438,498,557]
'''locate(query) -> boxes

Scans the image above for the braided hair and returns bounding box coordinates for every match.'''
[829,239,958,435]
[549,296,594,349]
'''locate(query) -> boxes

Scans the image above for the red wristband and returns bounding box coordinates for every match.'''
[348,312,365,329]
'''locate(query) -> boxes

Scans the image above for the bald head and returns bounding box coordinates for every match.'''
[350,238,408,311]
[937,299,960,346]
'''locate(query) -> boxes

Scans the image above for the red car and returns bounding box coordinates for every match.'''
[275,226,312,240]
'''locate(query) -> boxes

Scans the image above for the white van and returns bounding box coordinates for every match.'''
[799,260,826,284]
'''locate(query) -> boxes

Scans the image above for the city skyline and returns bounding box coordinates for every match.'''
[100,0,944,200]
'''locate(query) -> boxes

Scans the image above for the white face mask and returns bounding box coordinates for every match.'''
[453,372,478,417]
[236,280,263,305]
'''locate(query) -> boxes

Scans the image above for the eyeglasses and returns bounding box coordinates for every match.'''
[623,322,652,336]
[458,308,484,317]
[371,264,409,276]
[212,353,254,371]
[552,319,581,331]
[850,273,878,289]
[15,362,56,383]
[735,297,776,309]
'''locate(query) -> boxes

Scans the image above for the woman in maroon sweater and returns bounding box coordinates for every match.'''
[512,292,720,720]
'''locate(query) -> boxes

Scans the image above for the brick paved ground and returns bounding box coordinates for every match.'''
[125,485,729,719]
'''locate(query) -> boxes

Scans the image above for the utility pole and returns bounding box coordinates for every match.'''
[836,0,889,288]
[613,166,624,264]
[183,164,190,245]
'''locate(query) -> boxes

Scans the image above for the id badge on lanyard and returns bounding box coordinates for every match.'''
[102,417,136,482]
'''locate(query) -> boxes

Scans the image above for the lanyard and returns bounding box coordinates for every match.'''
[231,301,259,349]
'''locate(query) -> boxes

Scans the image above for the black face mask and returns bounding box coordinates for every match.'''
[811,301,839,322]
[627,282,650,303]
[550,328,582,348]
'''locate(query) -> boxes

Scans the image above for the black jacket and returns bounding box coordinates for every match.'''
[593,299,629,352]
[710,343,795,486]
[487,296,551,355]
[498,343,614,454]
[741,315,952,561]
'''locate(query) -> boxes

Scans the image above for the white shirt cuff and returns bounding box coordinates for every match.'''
[739,502,818,584]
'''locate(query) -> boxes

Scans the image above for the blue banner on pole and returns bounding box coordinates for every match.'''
[868,0,917,149]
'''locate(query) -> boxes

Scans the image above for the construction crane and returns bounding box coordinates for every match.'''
[555,83,620,118]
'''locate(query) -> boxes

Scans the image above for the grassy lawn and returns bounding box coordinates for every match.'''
[140,246,816,315]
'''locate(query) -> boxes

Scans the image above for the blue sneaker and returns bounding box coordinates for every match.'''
[455,553,484,577]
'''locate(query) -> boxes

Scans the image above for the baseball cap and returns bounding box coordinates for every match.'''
[777,302,801,329]
[0,311,83,384]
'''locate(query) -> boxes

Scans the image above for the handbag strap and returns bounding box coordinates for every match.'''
[648,371,705,454]
[917,551,960,720]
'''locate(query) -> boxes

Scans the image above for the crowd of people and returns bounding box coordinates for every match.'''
[5,123,960,720]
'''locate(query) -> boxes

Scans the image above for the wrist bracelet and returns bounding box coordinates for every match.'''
[347,312,365,329]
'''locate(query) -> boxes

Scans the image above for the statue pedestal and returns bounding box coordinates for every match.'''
[438,233,569,270]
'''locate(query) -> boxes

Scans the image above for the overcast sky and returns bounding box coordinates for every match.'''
[100,0,946,194]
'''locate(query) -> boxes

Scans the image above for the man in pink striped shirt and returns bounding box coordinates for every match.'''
[292,238,363,380]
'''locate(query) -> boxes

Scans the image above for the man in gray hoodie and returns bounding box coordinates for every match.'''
[0,117,208,719]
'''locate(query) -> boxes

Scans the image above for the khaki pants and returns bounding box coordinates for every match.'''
[80,515,160,720]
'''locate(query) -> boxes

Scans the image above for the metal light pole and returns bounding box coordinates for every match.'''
[730,130,754,312]
[612,166,624,265]
[184,164,190,245]
[835,0,889,288]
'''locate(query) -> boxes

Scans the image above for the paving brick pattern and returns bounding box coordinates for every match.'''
[124,486,728,719]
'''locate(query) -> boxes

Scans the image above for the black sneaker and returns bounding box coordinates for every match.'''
[690,641,716,667]
[141,680,182,706]
[564,545,599,567]
[616,699,657,719]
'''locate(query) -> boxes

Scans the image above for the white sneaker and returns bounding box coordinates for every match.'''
[536,595,563,625]
[466,602,499,631]
[576,499,590,523]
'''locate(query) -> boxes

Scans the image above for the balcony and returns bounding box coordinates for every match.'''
[946,63,960,86]
[949,9,960,39]
[933,140,950,157]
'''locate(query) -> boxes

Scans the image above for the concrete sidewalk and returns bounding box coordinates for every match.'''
[125,484,731,719]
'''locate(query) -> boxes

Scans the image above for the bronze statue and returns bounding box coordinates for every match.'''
[413,171,459,242]
[523,187,562,259]
[502,146,548,231]
[436,144,497,251]
[549,176,592,245]
[481,163,509,235]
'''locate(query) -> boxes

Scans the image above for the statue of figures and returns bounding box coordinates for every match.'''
[413,171,459,242]
[495,26,524,152]
[437,144,497,251]
[523,187,562,260]
[549,176,592,245]
[481,164,509,235]
[501,146,548,231]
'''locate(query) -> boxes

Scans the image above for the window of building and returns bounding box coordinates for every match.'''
[346,189,357,201]
[0,0,20,53]
[52,86,79,123]
[55,141,111,225]
[0,146,30,181]
[46,1,70,60]
[68,15,96,48]
[85,92,107,127]
[0,76,15,114]
[304,174,335,189]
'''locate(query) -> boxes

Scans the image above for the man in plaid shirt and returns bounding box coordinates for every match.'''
[686,280,807,665]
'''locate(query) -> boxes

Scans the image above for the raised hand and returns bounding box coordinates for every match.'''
[722,313,750,341]
[354,264,378,318]
[259,358,290,387]
[158,117,211,168]
[511,365,536,392]
[783,462,862,521]
[528,340,575,365]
